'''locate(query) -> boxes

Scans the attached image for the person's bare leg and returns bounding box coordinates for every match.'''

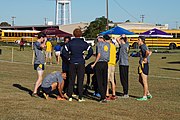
[33,70,44,94]
[141,73,148,96]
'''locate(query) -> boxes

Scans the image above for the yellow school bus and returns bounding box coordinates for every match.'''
[129,29,180,49]
[0,29,40,43]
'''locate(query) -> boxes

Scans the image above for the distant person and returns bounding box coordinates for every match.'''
[137,36,152,101]
[54,42,61,64]
[91,35,110,103]
[45,39,52,65]
[41,71,67,100]
[116,35,129,98]
[20,38,25,51]
[106,37,117,100]
[61,36,71,94]
[63,28,93,102]
[32,32,47,97]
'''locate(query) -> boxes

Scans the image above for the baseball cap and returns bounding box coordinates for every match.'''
[103,35,111,40]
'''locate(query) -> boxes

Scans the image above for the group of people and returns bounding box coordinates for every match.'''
[31,28,152,103]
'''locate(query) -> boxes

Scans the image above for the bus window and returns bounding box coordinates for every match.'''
[5,32,8,37]
[177,33,180,38]
[12,32,14,37]
[17,33,20,37]
[172,33,176,38]
[15,33,17,37]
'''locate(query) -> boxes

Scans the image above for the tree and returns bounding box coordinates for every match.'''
[0,22,11,26]
[83,16,113,38]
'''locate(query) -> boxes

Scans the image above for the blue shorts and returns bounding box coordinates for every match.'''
[34,64,45,71]
[138,63,149,75]
[42,86,52,94]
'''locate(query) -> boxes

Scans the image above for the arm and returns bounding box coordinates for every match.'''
[91,53,101,68]
[143,50,152,63]
[57,80,64,98]
[40,38,47,49]
[116,37,121,45]
[61,44,70,61]
[85,46,93,60]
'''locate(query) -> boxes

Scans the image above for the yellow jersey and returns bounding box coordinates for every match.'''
[46,41,52,52]
[108,43,116,66]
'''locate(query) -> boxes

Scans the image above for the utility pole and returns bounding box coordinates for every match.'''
[140,15,145,23]
[44,17,48,25]
[106,0,109,30]
[175,21,178,29]
[12,16,16,26]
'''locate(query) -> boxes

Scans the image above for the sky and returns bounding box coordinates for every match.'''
[0,0,180,29]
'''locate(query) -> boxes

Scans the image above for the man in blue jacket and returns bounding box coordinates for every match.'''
[63,28,93,102]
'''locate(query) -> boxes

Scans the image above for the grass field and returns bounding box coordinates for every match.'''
[0,46,180,120]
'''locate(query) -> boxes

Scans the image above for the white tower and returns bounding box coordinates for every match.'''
[55,0,72,25]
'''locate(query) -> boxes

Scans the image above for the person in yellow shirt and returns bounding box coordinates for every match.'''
[106,37,117,100]
[46,39,52,65]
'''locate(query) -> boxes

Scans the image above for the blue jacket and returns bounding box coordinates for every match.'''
[63,38,93,64]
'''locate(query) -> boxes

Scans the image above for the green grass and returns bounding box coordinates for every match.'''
[0,46,180,120]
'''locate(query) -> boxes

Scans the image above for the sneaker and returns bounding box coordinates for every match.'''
[31,93,39,98]
[136,97,147,101]
[147,94,153,99]
[72,94,77,97]
[78,98,85,102]
[68,98,73,102]
[111,95,118,100]
[43,93,49,100]
[120,94,129,98]
[99,99,107,103]
[106,96,111,101]
[95,93,101,97]
[93,92,101,97]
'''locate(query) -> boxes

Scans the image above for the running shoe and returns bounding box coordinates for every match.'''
[31,93,39,98]
[99,99,107,103]
[147,94,153,99]
[136,97,147,101]
[78,98,85,102]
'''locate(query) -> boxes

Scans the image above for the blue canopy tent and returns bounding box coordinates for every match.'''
[99,26,137,37]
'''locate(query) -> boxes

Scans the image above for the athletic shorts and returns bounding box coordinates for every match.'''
[42,86,52,94]
[108,65,115,83]
[34,64,45,71]
[46,51,52,58]
[55,51,61,56]
[138,62,149,75]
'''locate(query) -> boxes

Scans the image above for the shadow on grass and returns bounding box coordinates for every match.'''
[167,61,180,64]
[13,84,33,96]
[115,91,140,98]
[161,68,180,72]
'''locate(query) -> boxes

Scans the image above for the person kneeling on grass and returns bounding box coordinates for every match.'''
[41,71,66,100]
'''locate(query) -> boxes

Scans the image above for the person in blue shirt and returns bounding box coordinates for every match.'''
[54,42,61,64]
[63,28,93,102]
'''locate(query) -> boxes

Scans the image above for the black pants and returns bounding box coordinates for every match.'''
[95,62,108,100]
[20,45,24,51]
[63,71,69,93]
[119,65,129,95]
[67,63,85,99]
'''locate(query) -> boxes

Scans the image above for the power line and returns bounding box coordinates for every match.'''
[112,0,139,22]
